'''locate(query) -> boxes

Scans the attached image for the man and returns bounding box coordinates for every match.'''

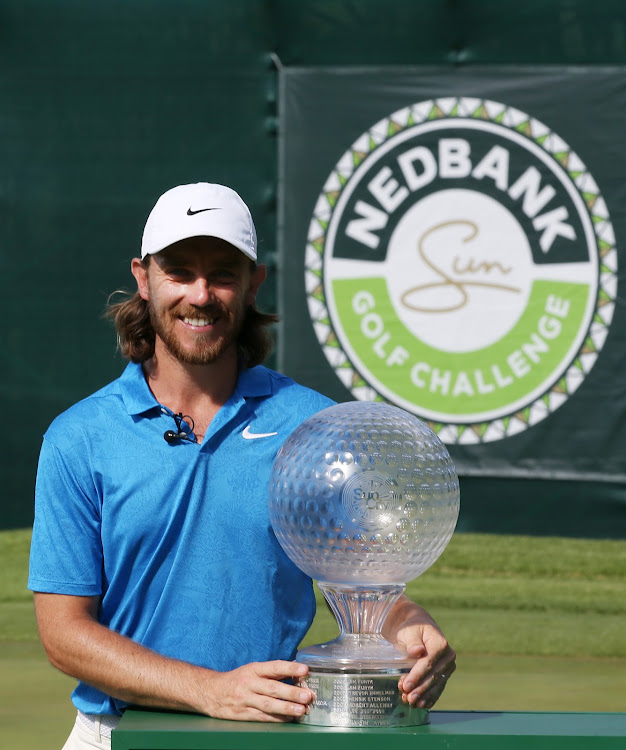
[29,183,456,749]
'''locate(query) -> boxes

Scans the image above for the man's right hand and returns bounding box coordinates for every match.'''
[34,593,315,722]
[201,661,316,722]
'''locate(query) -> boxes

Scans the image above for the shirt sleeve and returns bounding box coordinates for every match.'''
[28,435,104,596]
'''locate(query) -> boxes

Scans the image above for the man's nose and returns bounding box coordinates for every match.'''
[187,277,214,306]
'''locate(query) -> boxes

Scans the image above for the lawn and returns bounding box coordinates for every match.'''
[1,529,625,748]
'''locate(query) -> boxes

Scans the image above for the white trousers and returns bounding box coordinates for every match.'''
[62,714,116,750]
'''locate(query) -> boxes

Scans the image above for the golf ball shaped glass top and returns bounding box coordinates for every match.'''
[268,401,459,584]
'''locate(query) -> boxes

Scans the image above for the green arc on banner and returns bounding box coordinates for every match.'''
[332,277,590,421]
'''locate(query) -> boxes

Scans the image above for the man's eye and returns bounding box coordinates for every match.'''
[215,270,235,281]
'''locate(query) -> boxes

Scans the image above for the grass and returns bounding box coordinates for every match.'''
[303,533,626,658]
[0,642,77,748]
[1,528,625,748]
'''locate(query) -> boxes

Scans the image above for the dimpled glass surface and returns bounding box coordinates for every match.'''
[268,401,460,585]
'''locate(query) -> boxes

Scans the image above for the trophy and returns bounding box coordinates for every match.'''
[268,401,459,727]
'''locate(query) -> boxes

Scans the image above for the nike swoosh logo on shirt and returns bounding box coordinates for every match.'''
[242,425,278,440]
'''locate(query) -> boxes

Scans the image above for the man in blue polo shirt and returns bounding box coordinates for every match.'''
[29,183,456,749]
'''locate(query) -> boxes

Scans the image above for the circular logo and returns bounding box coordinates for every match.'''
[306,98,617,443]
[341,471,401,531]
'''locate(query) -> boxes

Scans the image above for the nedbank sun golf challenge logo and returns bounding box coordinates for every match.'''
[306,98,617,443]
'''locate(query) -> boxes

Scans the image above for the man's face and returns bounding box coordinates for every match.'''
[132,237,265,365]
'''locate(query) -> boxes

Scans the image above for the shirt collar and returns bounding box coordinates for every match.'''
[119,362,160,416]
[119,361,273,416]
[234,365,274,399]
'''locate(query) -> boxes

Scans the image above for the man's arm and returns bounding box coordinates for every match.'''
[34,592,315,722]
[382,594,456,709]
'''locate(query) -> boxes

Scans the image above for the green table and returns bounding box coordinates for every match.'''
[112,709,626,749]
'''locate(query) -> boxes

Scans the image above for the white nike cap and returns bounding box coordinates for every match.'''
[141,183,257,261]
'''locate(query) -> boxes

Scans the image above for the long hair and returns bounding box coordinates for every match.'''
[105,261,278,367]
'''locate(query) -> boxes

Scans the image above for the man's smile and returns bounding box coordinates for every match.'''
[182,316,216,328]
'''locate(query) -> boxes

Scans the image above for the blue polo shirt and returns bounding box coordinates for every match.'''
[28,362,334,716]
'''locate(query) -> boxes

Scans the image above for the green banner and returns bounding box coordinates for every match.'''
[278,67,625,482]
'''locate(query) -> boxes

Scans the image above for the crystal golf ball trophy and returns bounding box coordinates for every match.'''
[268,401,460,727]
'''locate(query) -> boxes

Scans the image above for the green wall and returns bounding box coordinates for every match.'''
[2,1,625,534]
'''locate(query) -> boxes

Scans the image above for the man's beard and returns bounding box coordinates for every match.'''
[148,299,247,365]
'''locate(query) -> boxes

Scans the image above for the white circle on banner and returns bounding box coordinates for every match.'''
[385,189,533,353]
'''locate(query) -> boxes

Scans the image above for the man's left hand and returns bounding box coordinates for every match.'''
[383,596,456,709]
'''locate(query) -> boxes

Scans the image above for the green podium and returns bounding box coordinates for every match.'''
[112,709,626,750]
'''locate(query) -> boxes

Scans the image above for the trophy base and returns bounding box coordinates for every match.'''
[297,668,429,728]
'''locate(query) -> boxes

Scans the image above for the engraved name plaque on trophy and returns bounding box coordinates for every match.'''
[268,401,460,727]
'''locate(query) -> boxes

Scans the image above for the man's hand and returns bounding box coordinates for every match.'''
[34,593,315,722]
[383,595,456,709]
[202,661,316,722]
[396,624,456,709]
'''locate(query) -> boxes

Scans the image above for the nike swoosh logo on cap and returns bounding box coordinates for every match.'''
[187,207,221,216]
[242,425,278,440]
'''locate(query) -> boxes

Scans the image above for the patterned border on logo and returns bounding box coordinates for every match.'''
[305,97,617,444]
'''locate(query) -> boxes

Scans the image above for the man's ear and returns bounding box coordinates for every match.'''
[247,263,267,306]
[131,258,150,301]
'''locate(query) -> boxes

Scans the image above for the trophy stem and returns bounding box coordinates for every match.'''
[318,582,405,636]
[297,582,414,672]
